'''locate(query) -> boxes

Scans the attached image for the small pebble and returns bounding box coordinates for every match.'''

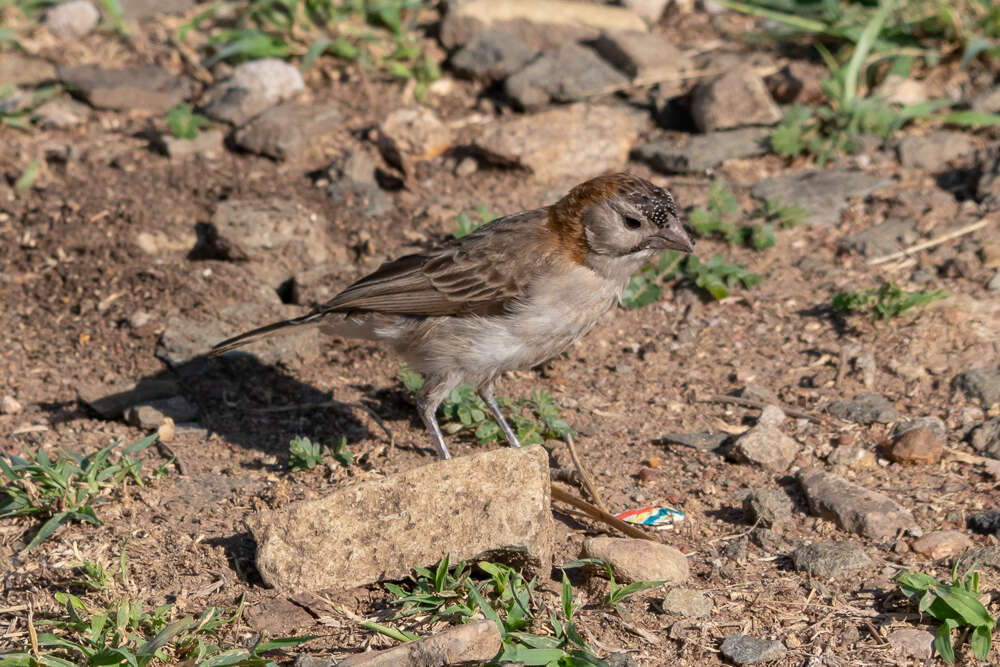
[888,427,943,465]
[2,395,23,415]
[157,417,175,442]
[911,530,971,560]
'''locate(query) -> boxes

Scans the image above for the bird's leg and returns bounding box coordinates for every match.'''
[478,382,521,449]
[417,377,456,460]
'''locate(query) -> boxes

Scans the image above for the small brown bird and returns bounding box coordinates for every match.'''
[212,172,694,459]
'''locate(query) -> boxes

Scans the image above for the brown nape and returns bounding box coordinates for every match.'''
[544,171,634,265]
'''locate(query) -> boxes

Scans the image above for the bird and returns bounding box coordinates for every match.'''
[211,172,694,460]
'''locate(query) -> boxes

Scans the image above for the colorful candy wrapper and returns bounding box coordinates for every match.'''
[615,505,685,530]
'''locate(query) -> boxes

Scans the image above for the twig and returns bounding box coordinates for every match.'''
[550,484,657,542]
[250,400,394,445]
[563,433,609,514]
[699,394,824,423]
[868,217,992,265]
[943,447,996,466]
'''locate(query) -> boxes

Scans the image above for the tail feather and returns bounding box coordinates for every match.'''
[209,311,327,357]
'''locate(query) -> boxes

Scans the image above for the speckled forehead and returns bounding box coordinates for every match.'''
[620,182,678,227]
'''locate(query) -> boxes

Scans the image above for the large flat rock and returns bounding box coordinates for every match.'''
[797,469,916,539]
[248,446,553,593]
[751,169,889,226]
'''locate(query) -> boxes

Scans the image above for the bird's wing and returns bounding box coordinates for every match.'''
[319,210,552,317]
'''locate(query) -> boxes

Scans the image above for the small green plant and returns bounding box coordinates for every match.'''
[165,102,209,139]
[3,547,316,666]
[287,435,353,470]
[0,434,161,552]
[453,204,497,239]
[622,250,762,308]
[753,198,807,229]
[562,559,664,615]
[896,564,997,664]
[688,181,775,251]
[832,282,946,321]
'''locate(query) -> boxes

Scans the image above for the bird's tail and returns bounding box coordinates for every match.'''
[209,310,327,357]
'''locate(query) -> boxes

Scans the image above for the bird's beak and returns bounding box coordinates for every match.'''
[646,218,695,253]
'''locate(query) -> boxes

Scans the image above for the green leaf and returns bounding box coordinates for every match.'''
[970,624,993,660]
[14,159,39,193]
[934,618,958,664]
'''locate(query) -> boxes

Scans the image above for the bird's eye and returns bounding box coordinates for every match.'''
[623,216,642,230]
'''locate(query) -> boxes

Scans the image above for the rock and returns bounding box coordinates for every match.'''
[157,417,175,443]
[592,30,691,80]
[581,537,688,584]
[840,219,917,258]
[827,445,878,469]
[891,416,946,441]
[793,541,872,578]
[76,377,180,419]
[234,103,341,160]
[972,87,1000,114]
[1,395,23,415]
[690,66,782,133]
[910,530,971,560]
[124,396,198,429]
[158,303,320,368]
[660,588,713,618]
[449,29,535,82]
[962,546,1000,571]
[886,628,934,660]
[970,418,1000,459]
[719,635,786,665]
[504,43,629,110]
[660,431,727,451]
[888,427,943,465]
[161,128,225,161]
[730,424,799,472]
[202,59,304,126]
[623,0,669,22]
[797,469,916,539]
[967,510,1000,537]
[378,106,451,164]
[335,620,501,666]
[439,0,647,51]
[758,405,785,426]
[827,393,897,425]
[979,145,1000,200]
[897,131,974,171]
[988,272,1000,292]
[632,127,771,174]
[876,74,929,106]
[59,64,190,112]
[326,151,392,220]
[45,0,100,39]
[952,368,1000,408]
[120,0,194,18]
[31,96,90,129]
[248,446,553,592]
[742,488,793,529]
[0,54,57,86]
[765,62,825,105]
[751,169,889,226]
[473,103,640,183]
[605,653,639,667]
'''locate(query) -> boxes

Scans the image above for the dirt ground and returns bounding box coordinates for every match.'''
[2,3,1000,666]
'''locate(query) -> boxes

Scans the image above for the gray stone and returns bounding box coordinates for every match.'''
[793,541,872,578]
[891,416,947,441]
[970,418,1000,459]
[582,536,688,584]
[758,405,786,426]
[235,103,341,160]
[840,219,916,258]
[967,510,1000,537]
[659,431,727,451]
[730,424,799,471]
[742,488,793,529]
[0,54,57,86]
[827,393,897,425]
[45,0,100,39]
[719,635,786,665]
[690,66,782,132]
[592,29,691,79]
[1,395,23,415]
[505,43,628,110]
[623,0,669,23]
[326,151,392,220]
[31,96,90,129]
[439,0,647,51]
[897,131,974,171]
[161,128,225,161]
[450,29,535,82]
[249,446,553,592]
[973,87,1000,114]
[59,64,190,112]
[76,377,180,419]
[378,106,451,163]
[120,0,194,19]
[952,368,1000,407]
[660,589,713,618]
[606,653,639,667]
[751,169,889,226]
[962,546,1000,571]
[633,127,771,174]
[797,469,917,539]
[334,620,501,666]
[202,58,304,126]
[979,145,1000,199]
[988,272,1000,292]
[886,628,934,660]
[124,396,198,429]
[826,445,878,469]
[473,103,640,183]
[158,303,320,368]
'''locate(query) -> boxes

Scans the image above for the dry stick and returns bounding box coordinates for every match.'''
[944,447,996,466]
[550,485,657,543]
[563,433,609,515]
[868,217,992,266]
[699,394,824,423]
